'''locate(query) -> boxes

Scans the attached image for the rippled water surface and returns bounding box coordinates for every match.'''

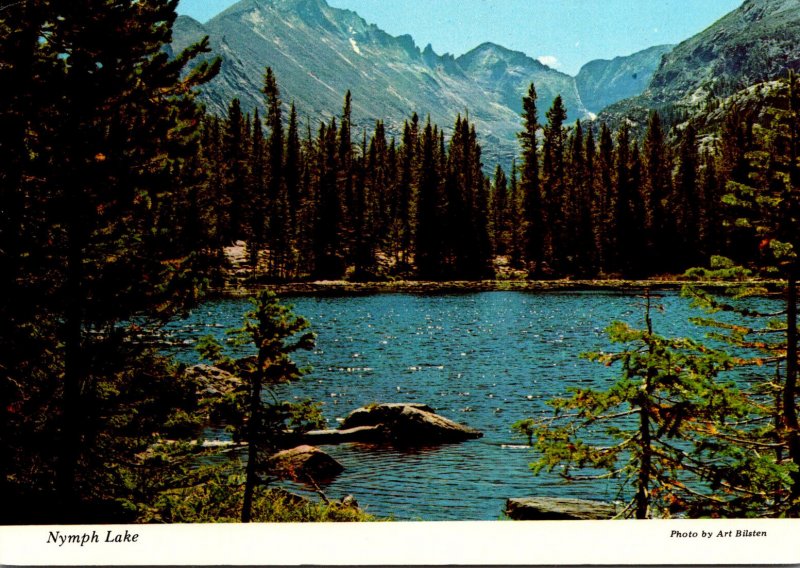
[163,290,773,520]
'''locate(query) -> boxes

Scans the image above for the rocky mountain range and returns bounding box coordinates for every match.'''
[600,0,800,129]
[173,0,800,169]
[171,0,673,168]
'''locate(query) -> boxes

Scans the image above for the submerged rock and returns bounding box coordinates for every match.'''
[303,425,387,444]
[339,402,482,444]
[505,497,617,521]
[267,445,344,482]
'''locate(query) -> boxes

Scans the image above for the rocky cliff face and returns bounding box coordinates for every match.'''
[576,44,673,114]
[599,0,800,129]
[647,0,800,105]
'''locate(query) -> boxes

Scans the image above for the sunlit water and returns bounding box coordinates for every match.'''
[161,290,778,520]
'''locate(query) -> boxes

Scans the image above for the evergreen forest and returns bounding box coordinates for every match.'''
[2,0,800,524]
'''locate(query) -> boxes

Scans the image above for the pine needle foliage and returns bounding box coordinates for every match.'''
[515,293,793,518]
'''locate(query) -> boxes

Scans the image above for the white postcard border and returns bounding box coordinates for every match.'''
[1,519,798,566]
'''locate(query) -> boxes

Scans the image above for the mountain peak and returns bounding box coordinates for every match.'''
[212,0,329,23]
[457,42,546,72]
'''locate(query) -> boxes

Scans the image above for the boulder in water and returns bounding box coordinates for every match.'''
[267,445,344,482]
[505,497,617,520]
[339,403,482,444]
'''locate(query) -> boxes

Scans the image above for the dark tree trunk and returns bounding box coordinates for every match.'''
[785,276,800,515]
[241,351,265,522]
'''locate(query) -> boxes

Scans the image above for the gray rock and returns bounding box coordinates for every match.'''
[185,364,242,397]
[505,497,617,521]
[267,445,344,482]
[340,403,482,444]
[303,425,387,444]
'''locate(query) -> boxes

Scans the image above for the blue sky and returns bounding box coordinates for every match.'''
[176,0,743,75]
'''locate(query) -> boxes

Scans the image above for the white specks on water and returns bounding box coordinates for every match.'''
[171,290,740,521]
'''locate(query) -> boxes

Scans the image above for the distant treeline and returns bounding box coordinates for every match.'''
[197,73,776,282]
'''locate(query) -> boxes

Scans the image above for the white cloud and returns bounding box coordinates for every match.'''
[537,55,560,68]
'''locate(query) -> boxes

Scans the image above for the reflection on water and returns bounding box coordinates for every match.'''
[163,290,775,520]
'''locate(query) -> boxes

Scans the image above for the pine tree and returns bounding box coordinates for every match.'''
[415,119,444,279]
[312,120,345,279]
[351,128,373,278]
[583,123,599,274]
[508,161,527,269]
[700,149,723,256]
[245,108,267,274]
[643,111,673,273]
[517,293,789,518]
[595,123,615,274]
[682,73,800,515]
[442,116,492,278]
[263,67,293,278]
[519,84,543,276]
[338,91,356,264]
[223,98,249,243]
[717,73,800,511]
[565,120,594,276]
[394,115,419,273]
[674,123,702,267]
[368,120,392,266]
[541,95,568,273]
[199,115,230,254]
[491,164,509,256]
[237,292,316,522]
[0,0,219,519]
[283,103,303,278]
[614,124,647,276]
[468,124,494,279]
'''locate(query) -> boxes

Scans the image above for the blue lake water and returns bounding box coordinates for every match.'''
[162,290,777,520]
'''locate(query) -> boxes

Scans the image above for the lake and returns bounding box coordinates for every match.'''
[162,290,774,521]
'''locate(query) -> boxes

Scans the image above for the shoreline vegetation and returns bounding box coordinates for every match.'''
[218,277,786,298]
[216,242,786,297]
